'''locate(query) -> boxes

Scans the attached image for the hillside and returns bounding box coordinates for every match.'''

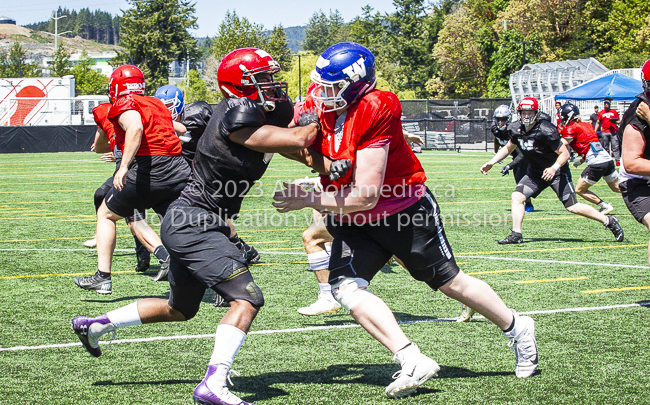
[0,24,121,63]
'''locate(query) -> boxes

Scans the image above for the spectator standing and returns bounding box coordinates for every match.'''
[595,99,620,164]
[590,105,599,129]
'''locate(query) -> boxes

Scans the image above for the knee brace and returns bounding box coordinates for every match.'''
[331,277,373,311]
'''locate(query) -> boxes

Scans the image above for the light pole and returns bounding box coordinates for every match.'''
[292,53,302,100]
[51,13,71,50]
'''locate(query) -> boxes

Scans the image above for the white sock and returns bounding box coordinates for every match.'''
[603,216,610,226]
[393,342,421,366]
[106,302,142,328]
[598,201,607,208]
[307,249,330,271]
[318,283,333,299]
[209,324,246,367]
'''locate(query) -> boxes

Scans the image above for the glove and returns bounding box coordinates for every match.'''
[501,165,511,176]
[329,159,352,181]
[298,107,320,129]
[572,159,583,168]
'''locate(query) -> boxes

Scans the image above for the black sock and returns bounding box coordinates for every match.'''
[97,270,111,279]
[502,315,516,333]
[153,245,169,263]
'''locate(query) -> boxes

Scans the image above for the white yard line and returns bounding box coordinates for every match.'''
[1,301,648,353]
[463,255,648,269]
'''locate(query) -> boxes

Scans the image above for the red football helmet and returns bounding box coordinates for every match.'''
[217,48,288,111]
[517,97,540,126]
[108,65,145,103]
[642,59,650,98]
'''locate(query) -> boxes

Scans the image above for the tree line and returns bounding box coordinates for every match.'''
[25,7,120,45]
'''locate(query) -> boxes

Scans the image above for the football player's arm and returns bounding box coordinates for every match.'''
[403,130,424,145]
[595,118,601,133]
[509,148,525,168]
[173,120,187,137]
[637,101,650,124]
[542,143,570,181]
[280,146,333,176]
[494,137,499,153]
[273,144,389,214]
[114,110,143,191]
[229,124,318,154]
[622,125,650,176]
[481,140,516,174]
[92,127,111,154]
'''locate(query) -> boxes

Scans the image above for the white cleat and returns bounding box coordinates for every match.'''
[457,303,475,322]
[297,295,341,316]
[506,315,538,378]
[386,347,440,398]
[599,202,614,215]
[83,236,97,248]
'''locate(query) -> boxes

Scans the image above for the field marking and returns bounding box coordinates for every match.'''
[582,286,650,294]
[466,269,525,275]
[0,173,107,178]
[0,200,92,205]
[0,269,136,279]
[456,244,646,256]
[0,189,96,194]
[0,235,133,243]
[463,255,649,269]
[1,301,648,353]
[516,276,589,284]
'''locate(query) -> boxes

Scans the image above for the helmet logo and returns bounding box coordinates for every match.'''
[126,82,144,90]
[316,56,330,69]
[254,49,271,58]
[342,58,367,82]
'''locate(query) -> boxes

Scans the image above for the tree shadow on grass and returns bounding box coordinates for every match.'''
[92,363,516,402]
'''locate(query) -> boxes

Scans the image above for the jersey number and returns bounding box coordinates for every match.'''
[519,139,535,151]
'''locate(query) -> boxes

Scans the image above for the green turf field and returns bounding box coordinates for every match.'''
[1,150,649,404]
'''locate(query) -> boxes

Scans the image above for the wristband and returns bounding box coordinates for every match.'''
[551,163,561,171]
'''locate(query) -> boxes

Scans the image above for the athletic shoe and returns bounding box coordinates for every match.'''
[71,314,116,358]
[74,272,112,294]
[193,365,254,405]
[524,203,535,213]
[213,292,230,308]
[83,236,97,248]
[385,347,440,398]
[456,303,475,322]
[297,294,342,316]
[151,257,169,282]
[135,257,150,273]
[505,315,538,378]
[606,215,624,242]
[599,202,614,215]
[498,232,523,244]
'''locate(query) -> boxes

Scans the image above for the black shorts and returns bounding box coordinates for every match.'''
[515,166,578,208]
[513,158,529,185]
[581,160,617,185]
[325,188,460,290]
[620,178,650,223]
[160,199,262,317]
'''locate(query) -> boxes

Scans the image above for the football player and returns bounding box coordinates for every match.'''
[73,65,191,294]
[618,59,650,268]
[274,42,539,398]
[492,104,534,212]
[559,103,620,214]
[481,97,624,244]
[71,48,321,405]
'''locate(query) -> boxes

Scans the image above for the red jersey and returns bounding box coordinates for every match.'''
[304,89,426,196]
[92,102,116,150]
[108,94,182,157]
[597,108,619,133]
[561,122,599,157]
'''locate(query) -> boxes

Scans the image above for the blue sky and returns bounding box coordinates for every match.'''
[0,0,398,37]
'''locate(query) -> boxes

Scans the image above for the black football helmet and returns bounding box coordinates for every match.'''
[559,103,580,126]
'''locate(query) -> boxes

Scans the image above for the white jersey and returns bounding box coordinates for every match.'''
[585,141,613,166]
[619,156,650,183]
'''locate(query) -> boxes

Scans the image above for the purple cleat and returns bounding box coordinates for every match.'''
[71,314,115,358]
[193,365,254,405]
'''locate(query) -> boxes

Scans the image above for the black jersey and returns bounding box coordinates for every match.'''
[180,101,213,164]
[491,124,511,147]
[180,97,294,218]
[618,93,650,158]
[509,118,563,173]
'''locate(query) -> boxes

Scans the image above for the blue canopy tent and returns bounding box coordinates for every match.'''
[555,73,643,101]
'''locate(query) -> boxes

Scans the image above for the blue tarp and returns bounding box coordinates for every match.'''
[555,73,643,101]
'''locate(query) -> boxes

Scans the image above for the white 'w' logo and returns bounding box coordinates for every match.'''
[342,58,367,82]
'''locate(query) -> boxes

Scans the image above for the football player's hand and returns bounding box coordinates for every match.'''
[113,166,128,191]
[403,131,424,145]
[329,159,352,181]
[272,182,311,213]
[542,166,557,181]
[637,101,650,123]
[480,162,493,175]
[100,152,116,163]
[298,108,320,129]
[572,158,583,168]
[501,165,511,176]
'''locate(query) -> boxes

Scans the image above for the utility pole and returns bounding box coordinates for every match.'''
[502,20,512,31]
[51,13,69,50]
[522,41,531,68]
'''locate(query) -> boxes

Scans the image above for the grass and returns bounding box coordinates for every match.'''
[0,150,649,404]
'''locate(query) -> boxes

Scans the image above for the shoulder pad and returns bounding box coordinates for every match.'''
[637,92,650,106]
[538,119,559,136]
[538,112,552,122]
[507,121,521,135]
[182,101,212,126]
[266,97,294,128]
[219,98,266,137]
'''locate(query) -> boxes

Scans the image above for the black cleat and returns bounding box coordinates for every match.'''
[606,215,624,242]
[233,236,260,264]
[135,257,150,273]
[213,292,230,308]
[498,232,523,244]
[74,272,112,294]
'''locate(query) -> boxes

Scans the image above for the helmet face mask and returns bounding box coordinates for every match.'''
[517,97,540,126]
[154,85,184,120]
[217,48,288,112]
[108,65,145,103]
[493,104,512,130]
[310,42,377,112]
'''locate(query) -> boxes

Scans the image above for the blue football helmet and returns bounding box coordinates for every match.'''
[310,42,377,111]
[154,84,184,120]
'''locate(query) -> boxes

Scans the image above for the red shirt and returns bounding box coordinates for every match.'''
[561,122,599,158]
[108,94,182,157]
[92,102,116,150]
[597,108,619,133]
[304,90,426,222]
